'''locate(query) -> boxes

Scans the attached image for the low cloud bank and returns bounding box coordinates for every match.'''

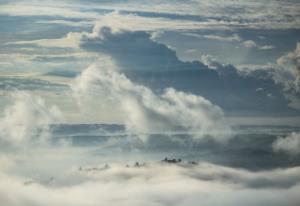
[72,58,231,141]
[1,162,300,206]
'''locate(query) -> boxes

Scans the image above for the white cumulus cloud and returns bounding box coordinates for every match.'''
[273,132,300,155]
[276,42,300,92]
[72,58,232,141]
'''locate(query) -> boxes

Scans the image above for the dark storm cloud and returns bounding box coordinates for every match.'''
[80,27,296,115]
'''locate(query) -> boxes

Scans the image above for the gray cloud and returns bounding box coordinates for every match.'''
[79,25,295,115]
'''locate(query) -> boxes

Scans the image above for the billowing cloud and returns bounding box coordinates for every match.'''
[79,25,294,114]
[234,41,300,111]
[0,92,62,146]
[272,42,300,109]
[273,132,300,155]
[13,21,295,114]
[276,42,300,92]
[4,21,296,114]
[72,58,232,141]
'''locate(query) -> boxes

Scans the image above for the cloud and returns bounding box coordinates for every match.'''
[273,132,300,155]
[203,34,241,42]
[276,42,300,92]
[35,19,94,27]
[243,40,258,48]
[7,11,229,49]
[259,45,275,50]
[200,55,224,70]
[72,58,232,141]
[80,26,208,71]
[2,0,300,30]
[7,32,85,49]
[1,162,300,206]
[0,92,62,147]
[184,33,275,51]
[90,11,215,32]
[235,41,300,111]
[78,162,300,189]
[3,20,298,115]
[242,40,275,50]
[77,24,296,114]
[0,155,15,171]
[183,33,242,42]
[285,94,300,110]
[0,76,66,91]
[0,4,101,19]
[273,42,300,109]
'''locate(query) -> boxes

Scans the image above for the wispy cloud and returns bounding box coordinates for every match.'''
[0,92,62,147]
[203,34,241,42]
[242,40,275,50]
[1,0,300,31]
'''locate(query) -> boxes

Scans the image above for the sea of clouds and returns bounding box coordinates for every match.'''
[0,59,300,206]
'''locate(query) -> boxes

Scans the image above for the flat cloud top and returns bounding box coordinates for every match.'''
[1,162,300,206]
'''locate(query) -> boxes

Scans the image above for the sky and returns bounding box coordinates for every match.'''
[1,1,300,206]
[0,0,300,124]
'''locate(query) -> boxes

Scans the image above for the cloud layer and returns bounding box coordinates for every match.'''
[1,162,300,206]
